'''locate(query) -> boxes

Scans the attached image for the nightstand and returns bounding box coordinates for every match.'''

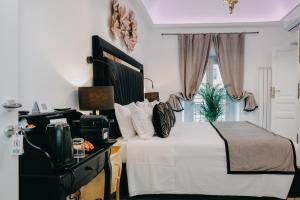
[80,146,122,200]
[110,146,122,200]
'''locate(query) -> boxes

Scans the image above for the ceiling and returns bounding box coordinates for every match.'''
[140,0,300,25]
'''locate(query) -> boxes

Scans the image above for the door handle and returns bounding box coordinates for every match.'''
[298,83,300,99]
[271,87,280,98]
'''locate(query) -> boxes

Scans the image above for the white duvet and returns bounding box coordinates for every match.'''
[126,122,298,199]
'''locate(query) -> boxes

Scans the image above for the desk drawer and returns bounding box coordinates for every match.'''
[66,152,106,193]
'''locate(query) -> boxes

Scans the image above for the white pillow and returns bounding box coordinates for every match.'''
[136,99,159,116]
[129,104,155,140]
[114,103,136,140]
[136,99,150,107]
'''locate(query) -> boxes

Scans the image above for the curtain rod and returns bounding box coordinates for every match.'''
[161,32,259,36]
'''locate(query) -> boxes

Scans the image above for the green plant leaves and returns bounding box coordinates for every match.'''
[197,83,226,122]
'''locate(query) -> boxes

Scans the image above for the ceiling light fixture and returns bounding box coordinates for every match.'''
[224,0,238,14]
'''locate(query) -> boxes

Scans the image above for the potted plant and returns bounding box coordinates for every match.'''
[198,83,226,122]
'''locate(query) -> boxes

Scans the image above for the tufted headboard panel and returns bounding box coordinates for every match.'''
[89,35,144,138]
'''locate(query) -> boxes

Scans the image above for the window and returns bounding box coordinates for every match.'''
[213,68,217,80]
[182,56,239,122]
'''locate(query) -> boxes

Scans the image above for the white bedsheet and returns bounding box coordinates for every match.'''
[126,122,298,199]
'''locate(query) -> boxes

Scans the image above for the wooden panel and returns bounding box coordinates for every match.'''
[104,52,140,72]
[111,145,122,200]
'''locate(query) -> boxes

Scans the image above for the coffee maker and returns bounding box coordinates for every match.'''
[19,110,82,171]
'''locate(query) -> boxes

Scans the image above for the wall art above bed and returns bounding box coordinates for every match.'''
[110,0,138,52]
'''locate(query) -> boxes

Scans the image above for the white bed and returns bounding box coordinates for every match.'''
[116,121,299,199]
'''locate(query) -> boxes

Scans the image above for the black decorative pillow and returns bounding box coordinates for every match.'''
[165,102,176,127]
[152,103,172,138]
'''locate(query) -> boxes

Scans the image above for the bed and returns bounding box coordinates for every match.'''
[117,122,299,199]
[88,35,300,199]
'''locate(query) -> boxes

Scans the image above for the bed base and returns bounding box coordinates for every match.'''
[288,168,300,198]
[120,164,300,199]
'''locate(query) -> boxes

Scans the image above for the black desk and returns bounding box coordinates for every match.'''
[19,110,116,200]
[20,139,116,200]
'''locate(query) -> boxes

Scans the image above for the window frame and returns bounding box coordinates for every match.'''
[182,56,239,122]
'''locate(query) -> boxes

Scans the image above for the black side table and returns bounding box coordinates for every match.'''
[20,139,116,200]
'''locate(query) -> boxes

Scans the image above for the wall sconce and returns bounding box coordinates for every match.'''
[144,77,159,102]
[144,78,154,91]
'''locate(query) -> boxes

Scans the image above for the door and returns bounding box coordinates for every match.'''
[271,47,299,142]
[0,0,19,199]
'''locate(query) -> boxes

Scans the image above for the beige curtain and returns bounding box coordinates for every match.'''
[213,33,244,100]
[213,33,258,111]
[178,34,212,100]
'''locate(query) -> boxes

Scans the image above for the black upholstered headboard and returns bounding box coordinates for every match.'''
[87,35,144,138]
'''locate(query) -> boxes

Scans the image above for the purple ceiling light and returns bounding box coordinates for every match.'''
[141,0,300,24]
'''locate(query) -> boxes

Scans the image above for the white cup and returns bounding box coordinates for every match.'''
[5,99,15,105]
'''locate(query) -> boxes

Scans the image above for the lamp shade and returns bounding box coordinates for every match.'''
[145,92,159,102]
[78,86,114,111]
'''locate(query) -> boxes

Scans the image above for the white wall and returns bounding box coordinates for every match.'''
[0,0,19,200]
[143,25,296,124]
[12,1,148,199]
[18,0,297,125]
[19,0,149,111]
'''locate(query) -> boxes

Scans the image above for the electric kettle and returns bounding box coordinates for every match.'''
[46,123,74,168]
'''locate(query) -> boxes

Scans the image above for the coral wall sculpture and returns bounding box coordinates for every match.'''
[110,0,138,52]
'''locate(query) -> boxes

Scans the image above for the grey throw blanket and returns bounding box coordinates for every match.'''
[211,121,296,174]
[168,94,184,112]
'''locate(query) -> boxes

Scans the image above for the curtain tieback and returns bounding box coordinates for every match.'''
[243,91,258,112]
